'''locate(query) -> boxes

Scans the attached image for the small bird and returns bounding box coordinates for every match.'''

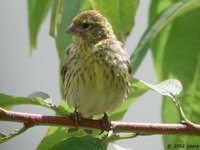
[61,10,131,119]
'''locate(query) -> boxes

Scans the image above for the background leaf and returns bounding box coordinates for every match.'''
[109,78,183,120]
[36,101,73,150]
[109,78,150,120]
[37,127,81,150]
[49,0,63,37]
[54,0,83,66]
[140,79,183,98]
[131,0,200,74]
[150,0,200,148]
[28,0,51,53]
[155,79,183,97]
[91,0,139,43]
[51,136,106,150]
[0,92,54,111]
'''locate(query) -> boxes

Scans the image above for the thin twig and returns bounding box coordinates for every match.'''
[1,107,200,137]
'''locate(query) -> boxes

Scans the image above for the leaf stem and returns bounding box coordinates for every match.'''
[172,96,187,121]
[0,125,30,144]
[104,133,137,143]
[172,97,199,129]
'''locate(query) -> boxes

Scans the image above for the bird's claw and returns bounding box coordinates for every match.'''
[70,109,81,131]
[99,113,111,134]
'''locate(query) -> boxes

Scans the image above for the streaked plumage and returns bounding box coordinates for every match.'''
[61,10,131,118]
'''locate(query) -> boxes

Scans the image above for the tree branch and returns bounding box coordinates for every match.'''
[1,107,200,136]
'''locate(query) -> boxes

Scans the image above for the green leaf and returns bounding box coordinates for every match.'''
[91,0,139,43]
[163,9,200,148]
[55,0,83,66]
[109,78,150,120]
[0,92,55,110]
[28,0,51,54]
[146,79,183,98]
[109,78,183,120]
[131,0,200,74]
[37,127,71,150]
[0,126,29,144]
[0,132,5,138]
[51,136,106,150]
[50,0,91,38]
[36,101,81,150]
[80,0,92,11]
[37,129,86,150]
[49,0,63,37]
[150,1,200,148]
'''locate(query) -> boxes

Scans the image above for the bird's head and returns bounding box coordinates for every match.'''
[66,10,116,45]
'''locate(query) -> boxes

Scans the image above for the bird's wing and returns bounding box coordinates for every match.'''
[61,44,74,83]
[108,41,132,75]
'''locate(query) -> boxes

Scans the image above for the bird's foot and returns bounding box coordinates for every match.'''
[99,113,111,134]
[70,109,81,131]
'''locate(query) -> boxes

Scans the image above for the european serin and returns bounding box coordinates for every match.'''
[61,10,131,119]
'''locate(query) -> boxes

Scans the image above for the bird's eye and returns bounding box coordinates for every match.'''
[81,23,90,29]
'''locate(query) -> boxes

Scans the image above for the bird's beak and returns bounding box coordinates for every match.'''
[65,23,75,35]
